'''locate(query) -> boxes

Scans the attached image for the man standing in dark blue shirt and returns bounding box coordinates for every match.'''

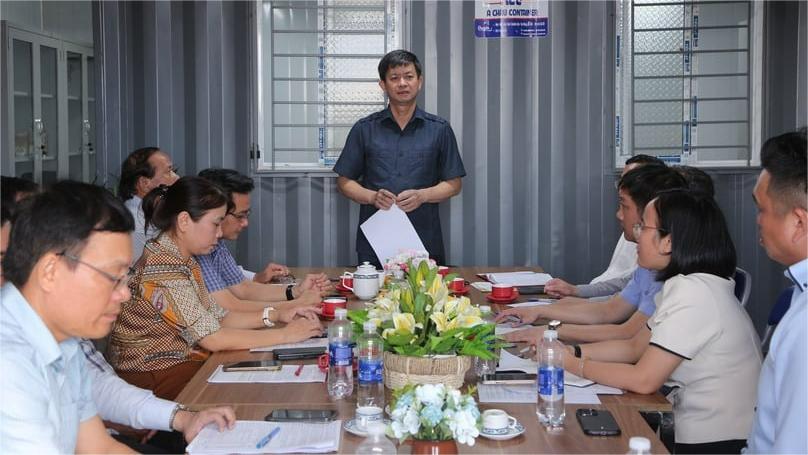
[334,50,466,267]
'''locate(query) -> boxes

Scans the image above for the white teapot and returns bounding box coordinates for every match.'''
[342,262,380,301]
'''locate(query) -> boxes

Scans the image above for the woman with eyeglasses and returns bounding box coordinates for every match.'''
[108,177,323,400]
[565,190,761,454]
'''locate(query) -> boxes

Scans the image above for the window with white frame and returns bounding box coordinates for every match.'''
[615,0,763,167]
[255,0,400,172]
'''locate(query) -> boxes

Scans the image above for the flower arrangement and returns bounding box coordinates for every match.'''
[388,383,481,446]
[348,259,499,359]
[383,249,435,275]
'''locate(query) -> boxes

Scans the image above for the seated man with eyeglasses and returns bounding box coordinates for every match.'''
[496,165,686,347]
[195,169,333,313]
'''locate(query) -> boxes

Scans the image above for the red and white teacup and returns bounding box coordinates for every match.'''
[437,266,451,277]
[340,273,354,289]
[322,297,347,318]
[449,277,465,292]
[491,283,514,299]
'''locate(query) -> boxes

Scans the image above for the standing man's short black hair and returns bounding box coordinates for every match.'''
[118,147,162,200]
[625,154,665,167]
[674,165,715,198]
[198,168,255,204]
[760,129,807,213]
[378,50,422,81]
[2,181,134,287]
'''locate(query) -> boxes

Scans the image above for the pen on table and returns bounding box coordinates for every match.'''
[294,364,305,376]
[256,426,281,449]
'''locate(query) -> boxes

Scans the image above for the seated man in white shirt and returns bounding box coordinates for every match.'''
[118,147,180,262]
[747,129,808,453]
[0,181,140,453]
[544,154,664,299]
[196,168,332,311]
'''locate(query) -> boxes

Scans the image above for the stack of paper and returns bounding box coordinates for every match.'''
[187,420,341,454]
[250,337,328,353]
[207,365,326,384]
[478,383,604,405]
[482,271,553,286]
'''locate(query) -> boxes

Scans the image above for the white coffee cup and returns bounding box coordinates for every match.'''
[376,270,387,288]
[482,409,517,434]
[356,405,384,431]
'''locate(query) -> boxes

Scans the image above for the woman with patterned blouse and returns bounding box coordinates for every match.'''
[108,177,323,400]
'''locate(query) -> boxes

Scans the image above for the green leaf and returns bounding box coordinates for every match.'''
[386,331,415,346]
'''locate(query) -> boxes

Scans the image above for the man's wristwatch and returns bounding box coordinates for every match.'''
[572,344,582,358]
[262,306,276,328]
[285,284,295,301]
[169,404,189,431]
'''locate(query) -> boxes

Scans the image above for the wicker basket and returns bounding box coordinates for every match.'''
[383,351,472,389]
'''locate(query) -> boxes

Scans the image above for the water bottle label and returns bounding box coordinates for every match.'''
[538,367,564,396]
[358,358,383,383]
[329,343,353,367]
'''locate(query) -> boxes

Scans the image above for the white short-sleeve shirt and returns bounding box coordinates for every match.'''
[648,273,762,444]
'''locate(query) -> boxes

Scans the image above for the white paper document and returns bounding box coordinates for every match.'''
[207,365,326,384]
[360,204,426,265]
[483,271,553,286]
[477,383,602,405]
[497,349,594,387]
[250,337,329,353]
[494,324,522,336]
[508,299,555,308]
[471,281,492,292]
[186,420,341,454]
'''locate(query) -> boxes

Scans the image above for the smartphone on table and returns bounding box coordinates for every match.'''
[576,408,621,436]
[265,409,338,422]
[481,372,537,384]
[223,360,281,372]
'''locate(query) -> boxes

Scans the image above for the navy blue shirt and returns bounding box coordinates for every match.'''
[334,106,466,266]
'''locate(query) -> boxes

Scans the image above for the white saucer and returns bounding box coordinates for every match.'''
[480,422,525,441]
[343,418,391,437]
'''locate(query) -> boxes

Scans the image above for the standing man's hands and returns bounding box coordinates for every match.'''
[397,189,426,212]
[371,189,396,210]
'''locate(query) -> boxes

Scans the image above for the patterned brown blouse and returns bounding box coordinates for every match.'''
[108,233,227,372]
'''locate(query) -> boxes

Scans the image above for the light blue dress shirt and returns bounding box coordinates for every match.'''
[0,284,97,453]
[619,266,663,316]
[747,258,808,453]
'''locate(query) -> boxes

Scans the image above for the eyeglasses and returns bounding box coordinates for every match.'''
[57,251,134,291]
[632,223,668,239]
[227,209,251,221]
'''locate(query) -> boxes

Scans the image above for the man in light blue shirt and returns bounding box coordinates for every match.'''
[0,181,137,453]
[747,129,808,453]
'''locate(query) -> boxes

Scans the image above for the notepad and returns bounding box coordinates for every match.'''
[186,420,342,454]
[480,271,554,286]
[250,337,329,353]
[478,383,601,405]
[207,365,326,384]
[360,204,426,265]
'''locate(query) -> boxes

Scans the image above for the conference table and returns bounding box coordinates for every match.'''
[176,267,671,453]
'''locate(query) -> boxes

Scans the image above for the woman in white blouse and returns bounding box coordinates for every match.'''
[565,190,762,454]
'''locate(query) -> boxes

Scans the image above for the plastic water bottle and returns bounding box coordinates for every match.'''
[537,329,565,428]
[357,320,385,410]
[327,308,354,399]
[474,305,497,377]
[355,422,396,454]
[627,436,651,454]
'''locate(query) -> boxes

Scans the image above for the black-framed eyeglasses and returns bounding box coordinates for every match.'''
[57,251,134,291]
[227,209,251,221]
[632,222,668,239]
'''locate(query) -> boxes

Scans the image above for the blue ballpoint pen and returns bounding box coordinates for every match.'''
[256,426,281,449]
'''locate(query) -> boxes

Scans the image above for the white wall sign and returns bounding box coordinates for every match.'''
[475,0,549,38]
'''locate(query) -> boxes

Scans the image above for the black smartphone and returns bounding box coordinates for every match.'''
[223,360,281,372]
[265,409,337,422]
[516,285,545,295]
[481,372,537,384]
[273,346,326,360]
[576,408,621,436]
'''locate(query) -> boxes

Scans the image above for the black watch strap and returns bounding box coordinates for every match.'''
[286,284,295,301]
[573,344,582,358]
